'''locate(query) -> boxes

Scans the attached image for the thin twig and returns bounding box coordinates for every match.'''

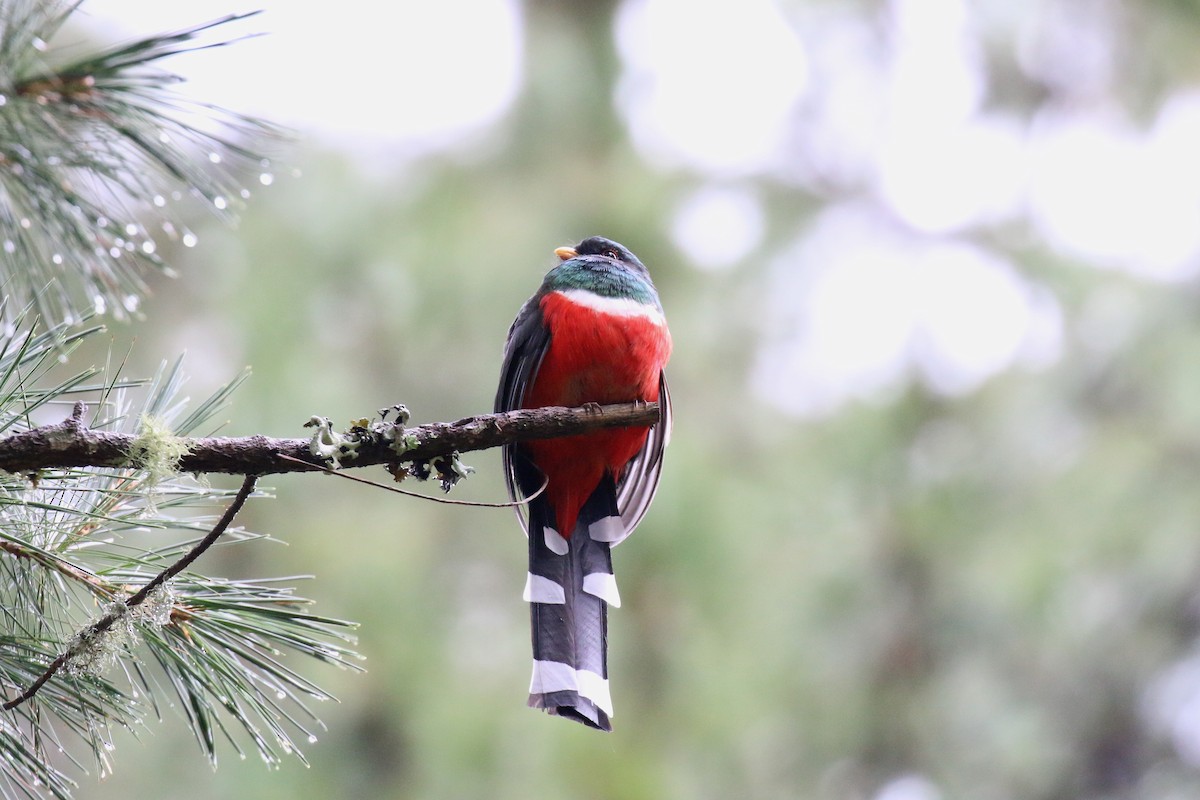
[275,453,548,508]
[3,474,259,711]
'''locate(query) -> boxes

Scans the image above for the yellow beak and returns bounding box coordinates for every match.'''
[554,246,578,261]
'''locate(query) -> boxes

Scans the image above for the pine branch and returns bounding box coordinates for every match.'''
[0,6,280,325]
[0,326,363,786]
[0,400,664,476]
[3,474,259,711]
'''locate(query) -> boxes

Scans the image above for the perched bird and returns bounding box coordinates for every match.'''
[495,236,672,731]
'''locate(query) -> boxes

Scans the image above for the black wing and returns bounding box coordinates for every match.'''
[495,294,552,533]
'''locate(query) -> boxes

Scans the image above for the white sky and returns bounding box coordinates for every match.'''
[78,0,1200,416]
[78,0,524,153]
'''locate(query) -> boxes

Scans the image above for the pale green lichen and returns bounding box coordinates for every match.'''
[430,452,475,492]
[390,404,410,426]
[379,405,417,455]
[130,414,192,487]
[63,583,177,678]
[305,416,361,469]
[131,583,176,627]
[390,431,420,455]
[63,601,136,678]
[444,452,475,481]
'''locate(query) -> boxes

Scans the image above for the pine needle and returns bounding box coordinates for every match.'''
[0,4,283,325]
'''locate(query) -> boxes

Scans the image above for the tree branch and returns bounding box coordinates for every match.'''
[0,401,663,476]
[2,474,260,711]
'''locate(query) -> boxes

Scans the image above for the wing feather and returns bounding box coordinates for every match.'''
[613,372,671,541]
[495,295,551,533]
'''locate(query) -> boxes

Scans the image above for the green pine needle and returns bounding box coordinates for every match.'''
[0,3,282,325]
[0,5,355,795]
[0,320,363,796]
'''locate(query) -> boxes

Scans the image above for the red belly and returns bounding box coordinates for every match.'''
[522,291,671,536]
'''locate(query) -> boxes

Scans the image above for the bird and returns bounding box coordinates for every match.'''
[495,236,672,731]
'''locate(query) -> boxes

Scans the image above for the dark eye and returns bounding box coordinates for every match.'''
[602,249,620,260]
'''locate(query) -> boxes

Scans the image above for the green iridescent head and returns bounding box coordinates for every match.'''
[544,236,661,308]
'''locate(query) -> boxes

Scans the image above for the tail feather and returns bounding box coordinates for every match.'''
[525,479,623,731]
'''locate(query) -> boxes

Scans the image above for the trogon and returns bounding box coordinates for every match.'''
[495,236,672,731]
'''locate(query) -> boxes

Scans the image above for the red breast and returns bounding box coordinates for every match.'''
[523,290,672,536]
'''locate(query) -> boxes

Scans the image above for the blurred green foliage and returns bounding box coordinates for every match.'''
[74,1,1200,799]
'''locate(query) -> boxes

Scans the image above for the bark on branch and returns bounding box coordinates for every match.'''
[0,401,663,476]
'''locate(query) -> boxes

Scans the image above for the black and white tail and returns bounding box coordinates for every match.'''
[523,478,625,731]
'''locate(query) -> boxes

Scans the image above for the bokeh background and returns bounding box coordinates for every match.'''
[62,0,1200,797]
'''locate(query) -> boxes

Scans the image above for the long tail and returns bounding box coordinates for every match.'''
[523,479,624,731]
